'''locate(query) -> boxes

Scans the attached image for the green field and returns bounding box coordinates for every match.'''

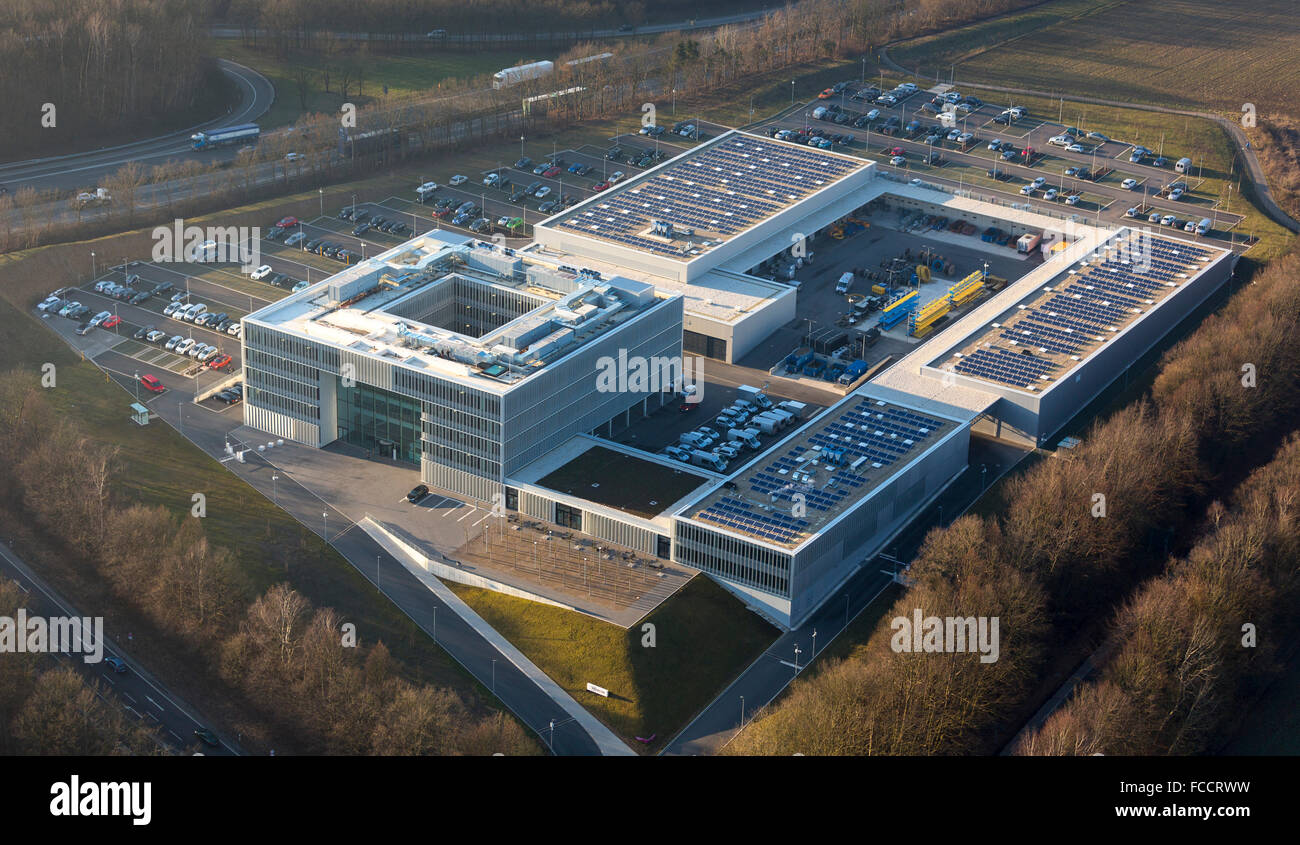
[210,41,526,128]
[892,0,1300,115]
[446,575,778,752]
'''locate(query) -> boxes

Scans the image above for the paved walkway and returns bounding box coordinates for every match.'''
[366,520,635,757]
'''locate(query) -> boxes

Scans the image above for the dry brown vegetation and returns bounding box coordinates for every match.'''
[0,371,537,755]
[1016,432,1300,755]
[1250,118,1300,222]
[729,249,1300,755]
[0,0,1041,252]
[0,0,220,159]
[0,580,164,755]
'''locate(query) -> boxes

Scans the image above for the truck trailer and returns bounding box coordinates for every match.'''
[191,123,260,150]
[492,61,554,89]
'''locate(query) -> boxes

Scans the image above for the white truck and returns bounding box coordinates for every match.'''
[492,61,554,89]
[415,181,439,201]
[836,272,854,294]
[729,428,761,449]
[777,400,807,419]
[737,384,773,410]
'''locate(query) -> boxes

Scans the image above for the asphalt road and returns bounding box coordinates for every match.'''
[42,322,611,755]
[662,434,1030,755]
[753,89,1249,249]
[0,540,239,755]
[0,60,275,194]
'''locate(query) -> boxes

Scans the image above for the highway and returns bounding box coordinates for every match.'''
[0,59,275,195]
[207,7,781,43]
[0,539,239,755]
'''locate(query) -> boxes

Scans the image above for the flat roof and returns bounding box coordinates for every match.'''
[680,394,958,550]
[520,242,792,324]
[928,230,1229,393]
[536,445,709,520]
[245,235,668,392]
[542,130,867,263]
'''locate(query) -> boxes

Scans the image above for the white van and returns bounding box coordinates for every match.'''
[1174,157,1194,174]
[183,303,207,321]
[1195,217,1212,236]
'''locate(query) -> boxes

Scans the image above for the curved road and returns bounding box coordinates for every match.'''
[878,45,1300,235]
[0,59,275,195]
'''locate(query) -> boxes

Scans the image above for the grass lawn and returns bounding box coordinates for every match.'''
[0,248,525,747]
[445,575,778,752]
[209,41,525,129]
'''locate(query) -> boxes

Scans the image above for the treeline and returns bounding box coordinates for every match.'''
[0,0,1040,252]
[0,370,536,755]
[0,581,164,755]
[1015,432,1300,755]
[0,0,220,160]
[728,249,1300,755]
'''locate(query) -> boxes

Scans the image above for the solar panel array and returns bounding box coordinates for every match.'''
[694,399,947,547]
[947,232,1220,391]
[552,136,862,259]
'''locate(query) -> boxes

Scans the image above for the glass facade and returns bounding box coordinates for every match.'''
[335,378,422,465]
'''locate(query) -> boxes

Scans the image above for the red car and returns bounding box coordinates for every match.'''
[886,146,905,156]
[207,353,232,369]
[102,315,122,329]
[139,374,165,393]
[593,182,610,192]
[542,166,561,178]
[276,216,300,228]
[817,88,834,100]
[432,206,452,218]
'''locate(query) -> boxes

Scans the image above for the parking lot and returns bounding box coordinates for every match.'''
[755,80,1247,243]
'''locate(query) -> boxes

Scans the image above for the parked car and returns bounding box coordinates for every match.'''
[407,484,430,503]
[1121,178,1139,190]
[250,264,273,280]
[449,174,468,186]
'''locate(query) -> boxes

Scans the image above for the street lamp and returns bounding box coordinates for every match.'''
[740,695,745,725]
[90,251,96,280]
[132,371,139,402]
[271,474,280,506]
[548,719,555,752]
[322,511,328,539]
[491,659,496,694]
[318,188,324,217]
[793,644,802,672]
[812,628,817,658]
[790,80,795,106]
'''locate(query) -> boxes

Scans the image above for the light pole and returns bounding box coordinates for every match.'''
[271,474,280,506]
[812,627,817,658]
[981,463,987,490]
[790,80,794,106]
[90,251,96,280]
[491,659,496,694]
[318,188,324,217]
[548,719,555,752]
[322,511,328,539]
[793,644,802,672]
[132,371,139,402]
[740,695,745,725]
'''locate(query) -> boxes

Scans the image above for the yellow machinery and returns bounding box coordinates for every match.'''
[916,264,932,284]
[948,270,985,306]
